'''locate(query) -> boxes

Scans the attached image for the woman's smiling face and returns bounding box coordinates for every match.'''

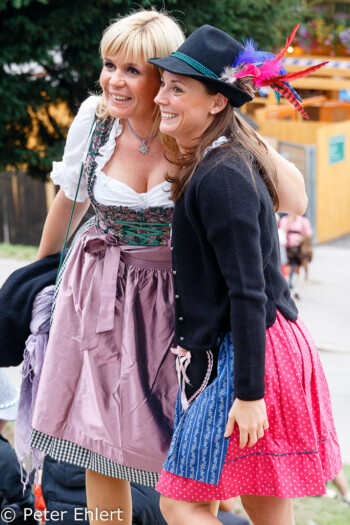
[99,55,160,120]
[154,71,220,147]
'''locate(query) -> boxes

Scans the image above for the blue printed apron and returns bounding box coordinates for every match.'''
[164,333,235,485]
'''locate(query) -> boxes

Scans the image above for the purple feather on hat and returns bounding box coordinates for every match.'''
[233,38,261,67]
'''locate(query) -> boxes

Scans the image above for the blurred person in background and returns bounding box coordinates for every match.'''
[279,214,313,298]
[0,370,37,525]
[275,213,288,278]
[324,471,350,505]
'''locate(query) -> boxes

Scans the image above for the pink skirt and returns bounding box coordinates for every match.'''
[156,312,342,499]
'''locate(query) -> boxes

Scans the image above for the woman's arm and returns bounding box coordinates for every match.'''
[35,189,90,260]
[257,133,308,215]
[197,163,269,448]
[35,96,99,260]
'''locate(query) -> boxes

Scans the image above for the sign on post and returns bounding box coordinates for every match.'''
[329,135,346,165]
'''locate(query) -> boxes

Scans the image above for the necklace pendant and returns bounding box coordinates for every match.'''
[139,141,149,155]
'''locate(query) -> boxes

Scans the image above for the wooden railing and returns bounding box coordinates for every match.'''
[0,172,54,246]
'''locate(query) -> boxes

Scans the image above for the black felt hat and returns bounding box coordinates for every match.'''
[149,25,253,107]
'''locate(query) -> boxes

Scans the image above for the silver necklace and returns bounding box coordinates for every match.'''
[127,119,157,155]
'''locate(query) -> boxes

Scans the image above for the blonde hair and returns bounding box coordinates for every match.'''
[97,9,185,120]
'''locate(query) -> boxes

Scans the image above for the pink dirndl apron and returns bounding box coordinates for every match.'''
[32,226,178,475]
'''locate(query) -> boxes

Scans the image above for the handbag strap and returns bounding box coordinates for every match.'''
[56,115,97,279]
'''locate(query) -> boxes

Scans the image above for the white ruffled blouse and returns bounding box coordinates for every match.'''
[51,96,230,211]
[51,96,173,211]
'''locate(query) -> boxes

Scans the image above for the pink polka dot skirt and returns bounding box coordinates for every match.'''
[157,312,342,500]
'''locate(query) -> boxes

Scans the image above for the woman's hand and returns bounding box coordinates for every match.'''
[224,398,269,448]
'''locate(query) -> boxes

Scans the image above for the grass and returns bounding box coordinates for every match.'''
[236,466,350,524]
[294,497,350,525]
[293,465,350,525]
[235,470,350,525]
[0,243,37,260]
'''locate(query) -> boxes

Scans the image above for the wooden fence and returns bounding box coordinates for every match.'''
[0,171,55,246]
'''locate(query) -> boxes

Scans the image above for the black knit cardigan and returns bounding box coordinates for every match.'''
[171,148,298,401]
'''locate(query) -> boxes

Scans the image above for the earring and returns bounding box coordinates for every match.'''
[210,110,215,114]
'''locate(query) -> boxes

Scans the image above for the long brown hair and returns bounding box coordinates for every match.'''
[165,101,279,209]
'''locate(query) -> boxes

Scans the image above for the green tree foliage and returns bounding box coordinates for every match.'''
[0,0,307,179]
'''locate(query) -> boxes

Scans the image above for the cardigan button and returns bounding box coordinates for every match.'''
[173,270,177,275]
[180,336,185,342]
[170,246,174,251]
[175,294,179,299]
[179,317,184,321]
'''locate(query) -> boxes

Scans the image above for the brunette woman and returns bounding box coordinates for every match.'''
[151,24,342,525]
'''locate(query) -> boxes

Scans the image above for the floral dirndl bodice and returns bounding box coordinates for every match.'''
[84,116,172,246]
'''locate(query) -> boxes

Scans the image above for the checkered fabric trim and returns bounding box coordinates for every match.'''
[51,216,96,324]
[30,429,160,487]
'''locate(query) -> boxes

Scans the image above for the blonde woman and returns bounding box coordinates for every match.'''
[30,11,308,524]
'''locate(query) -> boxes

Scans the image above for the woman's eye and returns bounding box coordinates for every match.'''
[173,86,183,94]
[127,67,140,75]
[160,80,165,87]
[104,61,115,70]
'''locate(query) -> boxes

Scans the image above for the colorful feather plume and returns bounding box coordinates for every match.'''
[220,24,328,118]
[235,64,261,79]
[271,81,309,119]
[262,62,329,85]
[284,83,302,103]
[275,24,299,62]
[245,50,303,104]
[233,38,261,67]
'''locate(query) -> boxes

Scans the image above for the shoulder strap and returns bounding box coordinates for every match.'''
[56,115,97,279]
